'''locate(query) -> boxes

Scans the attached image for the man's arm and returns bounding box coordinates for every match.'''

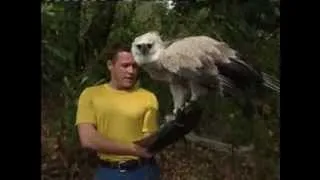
[78,123,152,158]
[135,93,160,147]
[134,131,159,147]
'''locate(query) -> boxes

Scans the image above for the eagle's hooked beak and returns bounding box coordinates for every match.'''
[136,43,152,55]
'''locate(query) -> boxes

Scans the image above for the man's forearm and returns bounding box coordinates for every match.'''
[78,124,136,156]
[87,131,135,156]
[134,131,159,147]
[78,124,152,158]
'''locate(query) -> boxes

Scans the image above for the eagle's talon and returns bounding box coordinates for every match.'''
[180,100,194,111]
[179,106,185,112]
[165,114,176,122]
[184,101,191,108]
[184,99,198,109]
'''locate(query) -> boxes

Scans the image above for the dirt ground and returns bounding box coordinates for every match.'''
[41,124,260,180]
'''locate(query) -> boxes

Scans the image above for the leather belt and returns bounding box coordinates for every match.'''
[98,157,156,171]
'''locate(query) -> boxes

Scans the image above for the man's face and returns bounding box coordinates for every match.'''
[110,51,138,89]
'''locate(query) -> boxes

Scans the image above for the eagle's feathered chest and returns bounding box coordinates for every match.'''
[143,61,174,82]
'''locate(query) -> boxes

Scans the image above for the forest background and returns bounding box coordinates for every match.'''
[41,0,280,179]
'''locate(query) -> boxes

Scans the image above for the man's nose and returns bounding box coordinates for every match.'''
[127,66,134,74]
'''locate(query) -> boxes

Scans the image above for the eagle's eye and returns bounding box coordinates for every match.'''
[146,43,153,49]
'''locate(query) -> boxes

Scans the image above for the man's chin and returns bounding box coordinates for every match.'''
[122,81,136,89]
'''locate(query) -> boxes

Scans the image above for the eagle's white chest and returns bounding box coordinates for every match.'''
[143,62,173,82]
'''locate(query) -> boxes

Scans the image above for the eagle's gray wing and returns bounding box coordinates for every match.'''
[159,36,237,86]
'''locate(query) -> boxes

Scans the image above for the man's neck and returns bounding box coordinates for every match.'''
[108,80,121,90]
[108,80,135,91]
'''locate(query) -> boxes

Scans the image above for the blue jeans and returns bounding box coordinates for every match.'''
[94,163,161,180]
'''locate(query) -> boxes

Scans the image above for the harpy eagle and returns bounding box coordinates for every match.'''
[131,31,279,121]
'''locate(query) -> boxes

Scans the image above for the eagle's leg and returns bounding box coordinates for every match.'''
[166,83,188,122]
[178,81,208,138]
[186,81,208,107]
[218,78,224,97]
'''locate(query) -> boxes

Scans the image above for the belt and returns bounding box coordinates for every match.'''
[98,157,156,171]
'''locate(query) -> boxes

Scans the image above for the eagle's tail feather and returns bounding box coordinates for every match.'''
[213,57,279,119]
[216,57,261,90]
[217,75,241,97]
[216,57,280,95]
[261,72,280,93]
[229,57,261,79]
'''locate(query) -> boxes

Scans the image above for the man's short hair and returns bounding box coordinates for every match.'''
[105,43,131,63]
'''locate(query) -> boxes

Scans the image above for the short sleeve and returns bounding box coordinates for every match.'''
[75,88,97,126]
[142,93,159,133]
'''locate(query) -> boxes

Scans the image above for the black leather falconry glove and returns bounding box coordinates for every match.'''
[147,101,203,153]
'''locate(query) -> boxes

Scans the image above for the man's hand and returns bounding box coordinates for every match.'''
[130,144,153,158]
[133,132,159,148]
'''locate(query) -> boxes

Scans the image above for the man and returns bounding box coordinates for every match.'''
[75,44,161,180]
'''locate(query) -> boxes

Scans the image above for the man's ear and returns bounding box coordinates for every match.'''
[107,60,112,71]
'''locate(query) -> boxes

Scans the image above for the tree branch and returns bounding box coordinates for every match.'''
[185,132,254,154]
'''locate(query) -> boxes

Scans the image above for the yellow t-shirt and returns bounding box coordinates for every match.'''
[75,83,159,162]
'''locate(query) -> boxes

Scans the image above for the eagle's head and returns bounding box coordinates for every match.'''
[131,31,164,66]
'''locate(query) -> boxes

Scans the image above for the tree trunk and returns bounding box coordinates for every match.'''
[80,1,118,70]
[63,1,81,72]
